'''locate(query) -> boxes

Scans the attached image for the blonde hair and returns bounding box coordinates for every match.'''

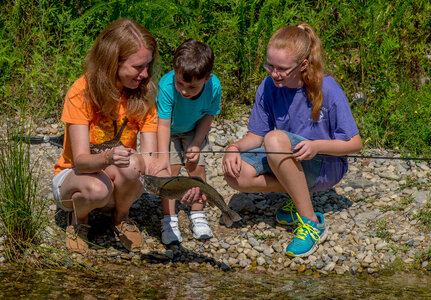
[268,23,325,121]
[84,18,158,121]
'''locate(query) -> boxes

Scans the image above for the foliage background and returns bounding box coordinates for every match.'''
[1,0,430,155]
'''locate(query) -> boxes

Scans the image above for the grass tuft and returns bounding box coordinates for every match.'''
[0,123,49,261]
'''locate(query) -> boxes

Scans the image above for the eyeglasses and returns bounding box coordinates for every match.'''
[262,60,303,77]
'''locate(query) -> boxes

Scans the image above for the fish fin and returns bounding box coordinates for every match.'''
[160,177,182,190]
[189,176,205,183]
[221,210,242,228]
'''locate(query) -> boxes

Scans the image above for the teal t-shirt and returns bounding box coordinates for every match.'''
[156,70,221,134]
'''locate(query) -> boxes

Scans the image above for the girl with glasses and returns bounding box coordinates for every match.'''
[222,23,362,257]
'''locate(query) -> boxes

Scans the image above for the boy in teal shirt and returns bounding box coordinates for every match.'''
[156,39,221,245]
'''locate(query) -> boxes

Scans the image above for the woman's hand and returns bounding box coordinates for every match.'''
[179,187,207,205]
[107,145,133,168]
[292,140,319,161]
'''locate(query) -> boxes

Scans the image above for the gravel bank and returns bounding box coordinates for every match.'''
[1,116,430,275]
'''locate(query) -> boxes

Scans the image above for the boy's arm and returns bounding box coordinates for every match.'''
[190,114,214,148]
[157,118,172,173]
[185,114,213,163]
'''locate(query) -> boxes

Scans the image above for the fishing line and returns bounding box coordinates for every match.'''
[4,136,431,161]
[130,150,431,161]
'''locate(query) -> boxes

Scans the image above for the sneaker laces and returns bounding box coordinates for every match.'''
[281,199,297,221]
[292,213,321,241]
[281,199,295,211]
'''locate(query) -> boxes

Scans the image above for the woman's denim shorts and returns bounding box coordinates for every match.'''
[241,131,323,189]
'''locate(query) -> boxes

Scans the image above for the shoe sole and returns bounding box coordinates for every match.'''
[275,206,298,226]
[275,215,297,226]
[285,226,329,258]
[162,240,181,245]
[193,233,213,240]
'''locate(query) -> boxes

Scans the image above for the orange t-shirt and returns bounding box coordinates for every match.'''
[54,76,158,175]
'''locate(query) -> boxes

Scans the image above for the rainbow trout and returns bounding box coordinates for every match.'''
[143,175,242,227]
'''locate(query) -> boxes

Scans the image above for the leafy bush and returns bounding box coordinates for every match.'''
[1,0,430,154]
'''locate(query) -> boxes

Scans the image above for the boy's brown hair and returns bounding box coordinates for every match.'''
[173,39,214,82]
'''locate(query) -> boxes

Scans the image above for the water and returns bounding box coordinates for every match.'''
[1,264,430,299]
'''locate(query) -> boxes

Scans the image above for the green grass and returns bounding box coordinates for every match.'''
[413,196,431,229]
[398,175,431,191]
[0,123,49,261]
[390,196,414,211]
[1,0,430,155]
[0,121,92,269]
[375,220,393,241]
[254,234,270,241]
[416,247,431,264]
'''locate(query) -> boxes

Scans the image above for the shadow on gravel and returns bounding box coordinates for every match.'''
[54,195,229,269]
[227,188,354,229]
[54,193,171,250]
[141,244,231,271]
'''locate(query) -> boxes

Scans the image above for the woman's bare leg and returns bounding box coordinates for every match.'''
[105,154,145,225]
[60,170,114,225]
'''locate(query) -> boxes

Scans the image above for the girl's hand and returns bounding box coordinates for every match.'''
[185,145,200,163]
[108,145,132,167]
[179,187,207,205]
[293,140,319,160]
[222,151,242,178]
[142,155,161,176]
[150,155,172,176]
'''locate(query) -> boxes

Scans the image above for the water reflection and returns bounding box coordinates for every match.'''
[1,265,430,299]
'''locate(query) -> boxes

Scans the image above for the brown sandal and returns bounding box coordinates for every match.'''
[112,218,143,251]
[65,212,90,254]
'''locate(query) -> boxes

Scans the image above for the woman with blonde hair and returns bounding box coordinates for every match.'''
[52,18,160,253]
[223,24,362,257]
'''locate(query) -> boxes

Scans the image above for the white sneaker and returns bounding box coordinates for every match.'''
[189,211,213,240]
[161,215,182,245]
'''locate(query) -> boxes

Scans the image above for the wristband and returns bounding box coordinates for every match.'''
[225,144,239,152]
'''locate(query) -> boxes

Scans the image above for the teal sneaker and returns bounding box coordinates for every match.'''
[275,198,298,225]
[285,212,327,257]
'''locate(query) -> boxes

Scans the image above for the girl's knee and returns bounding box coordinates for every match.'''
[264,130,291,150]
[224,174,240,190]
[224,168,255,191]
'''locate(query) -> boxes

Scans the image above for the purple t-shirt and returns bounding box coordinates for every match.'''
[248,75,359,191]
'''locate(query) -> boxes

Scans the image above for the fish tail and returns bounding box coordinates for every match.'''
[221,210,242,228]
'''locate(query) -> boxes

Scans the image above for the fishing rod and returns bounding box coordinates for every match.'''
[6,135,431,161]
[10,134,64,148]
[129,150,431,161]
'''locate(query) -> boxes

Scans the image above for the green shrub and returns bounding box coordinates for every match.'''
[1,0,430,154]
